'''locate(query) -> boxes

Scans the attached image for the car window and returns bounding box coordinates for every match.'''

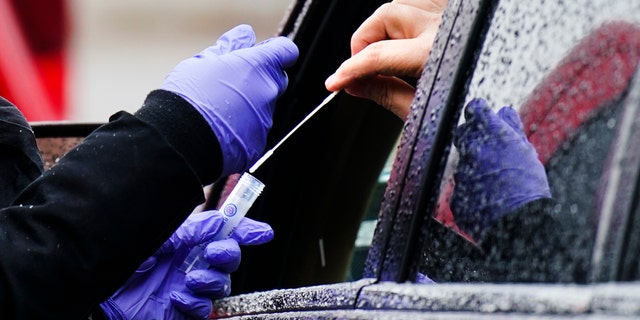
[32,122,101,170]
[412,0,640,283]
[363,0,493,283]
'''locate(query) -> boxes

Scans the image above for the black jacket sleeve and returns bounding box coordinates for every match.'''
[0,97,44,207]
[0,90,223,319]
[422,199,588,283]
[477,198,589,283]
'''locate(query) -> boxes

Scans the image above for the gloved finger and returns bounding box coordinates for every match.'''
[135,256,157,273]
[170,289,213,320]
[459,98,522,149]
[464,98,511,134]
[231,217,275,245]
[201,24,256,56]
[454,99,501,163]
[161,210,226,254]
[455,98,490,150]
[184,269,232,298]
[203,238,242,273]
[453,121,483,161]
[247,36,299,70]
[462,98,491,123]
[453,121,471,149]
[497,106,527,140]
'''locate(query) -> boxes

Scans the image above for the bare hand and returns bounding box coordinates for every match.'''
[325,0,447,120]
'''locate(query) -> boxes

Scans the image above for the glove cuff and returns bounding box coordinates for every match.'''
[98,299,128,320]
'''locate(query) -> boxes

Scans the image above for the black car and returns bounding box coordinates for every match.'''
[33,0,640,318]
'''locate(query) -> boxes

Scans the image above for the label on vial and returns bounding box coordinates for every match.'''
[223,203,238,217]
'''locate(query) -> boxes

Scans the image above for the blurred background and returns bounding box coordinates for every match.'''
[1,0,292,122]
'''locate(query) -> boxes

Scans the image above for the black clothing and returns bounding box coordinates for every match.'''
[422,199,588,283]
[0,100,44,206]
[0,90,223,319]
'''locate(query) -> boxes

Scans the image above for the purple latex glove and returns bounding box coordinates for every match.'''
[160,24,299,176]
[416,272,436,284]
[451,98,551,240]
[99,210,274,320]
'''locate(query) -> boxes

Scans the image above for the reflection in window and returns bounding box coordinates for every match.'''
[419,0,640,284]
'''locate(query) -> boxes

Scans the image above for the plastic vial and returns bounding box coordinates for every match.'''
[179,172,265,273]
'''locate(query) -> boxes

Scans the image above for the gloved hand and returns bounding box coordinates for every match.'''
[451,98,551,241]
[160,24,299,176]
[99,210,274,320]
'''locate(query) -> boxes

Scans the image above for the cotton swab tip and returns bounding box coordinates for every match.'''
[249,149,274,173]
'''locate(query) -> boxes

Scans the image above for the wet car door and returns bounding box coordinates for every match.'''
[207,0,640,318]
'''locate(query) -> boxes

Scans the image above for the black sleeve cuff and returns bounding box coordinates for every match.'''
[479,198,556,248]
[477,198,587,282]
[133,90,222,185]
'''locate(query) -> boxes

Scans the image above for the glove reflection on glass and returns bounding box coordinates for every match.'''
[99,211,274,320]
[416,272,436,284]
[160,24,299,176]
[451,98,551,241]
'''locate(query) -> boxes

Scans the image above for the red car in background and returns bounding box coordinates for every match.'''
[0,0,69,121]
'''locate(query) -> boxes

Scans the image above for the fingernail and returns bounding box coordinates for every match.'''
[325,74,336,88]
